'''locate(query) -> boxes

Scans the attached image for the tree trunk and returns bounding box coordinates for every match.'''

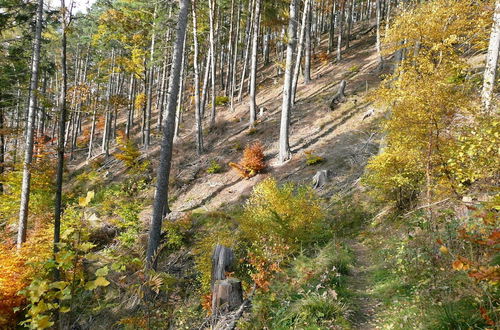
[54,0,71,260]
[146,0,190,269]
[337,0,345,62]
[209,0,217,127]
[248,0,262,127]
[17,0,44,248]
[212,279,243,313]
[230,1,241,111]
[174,33,187,140]
[482,0,500,112]
[304,1,312,84]
[279,0,299,164]
[375,0,383,69]
[328,1,336,53]
[144,6,157,149]
[237,0,255,102]
[192,0,204,155]
[292,0,312,104]
[346,0,354,49]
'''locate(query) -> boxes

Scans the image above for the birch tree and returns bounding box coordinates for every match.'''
[279,0,299,164]
[248,0,261,127]
[192,0,203,154]
[482,0,500,112]
[17,0,44,248]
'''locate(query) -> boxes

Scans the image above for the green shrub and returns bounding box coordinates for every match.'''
[215,96,229,106]
[206,160,222,174]
[304,150,324,165]
[348,65,360,73]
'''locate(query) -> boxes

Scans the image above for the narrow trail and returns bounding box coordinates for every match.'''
[349,239,379,330]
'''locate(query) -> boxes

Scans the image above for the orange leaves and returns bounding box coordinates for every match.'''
[0,244,27,327]
[0,229,51,328]
[229,142,266,179]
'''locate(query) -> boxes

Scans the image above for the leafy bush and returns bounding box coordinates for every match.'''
[229,142,266,178]
[215,96,229,106]
[239,178,328,288]
[114,131,141,168]
[206,160,222,174]
[304,150,324,165]
[348,65,360,73]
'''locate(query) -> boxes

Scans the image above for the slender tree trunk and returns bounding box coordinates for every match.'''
[304,2,312,84]
[328,1,336,53]
[208,0,217,126]
[17,0,44,248]
[237,0,255,102]
[292,0,312,104]
[482,0,500,112]
[146,0,190,269]
[174,33,187,139]
[200,54,210,117]
[102,50,115,157]
[224,0,236,96]
[144,5,157,149]
[125,74,134,138]
[249,0,262,127]
[54,0,70,259]
[279,0,298,164]
[192,0,203,154]
[230,1,241,111]
[375,0,383,69]
[337,0,345,62]
[346,0,354,49]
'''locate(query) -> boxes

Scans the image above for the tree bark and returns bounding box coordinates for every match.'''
[17,0,44,248]
[174,33,187,139]
[279,0,299,164]
[230,1,241,111]
[208,0,217,127]
[237,0,255,102]
[192,0,204,155]
[248,0,262,127]
[337,0,345,62]
[482,0,500,112]
[146,0,190,269]
[375,0,383,68]
[144,5,157,149]
[292,0,312,104]
[304,1,312,84]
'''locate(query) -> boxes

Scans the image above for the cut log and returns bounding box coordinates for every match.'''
[212,278,244,313]
[329,80,347,110]
[312,169,328,189]
[211,244,235,288]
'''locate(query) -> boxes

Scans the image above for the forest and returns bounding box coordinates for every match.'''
[0,0,499,328]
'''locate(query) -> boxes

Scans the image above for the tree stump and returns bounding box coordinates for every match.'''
[211,244,235,289]
[312,170,329,189]
[329,80,347,110]
[211,278,243,313]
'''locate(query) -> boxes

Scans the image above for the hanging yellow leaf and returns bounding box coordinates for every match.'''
[34,315,54,329]
[95,266,109,277]
[60,306,71,313]
[439,245,449,254]
[94,276,110,287]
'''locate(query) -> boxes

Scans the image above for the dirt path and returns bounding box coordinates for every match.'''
[349,239,379,329]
